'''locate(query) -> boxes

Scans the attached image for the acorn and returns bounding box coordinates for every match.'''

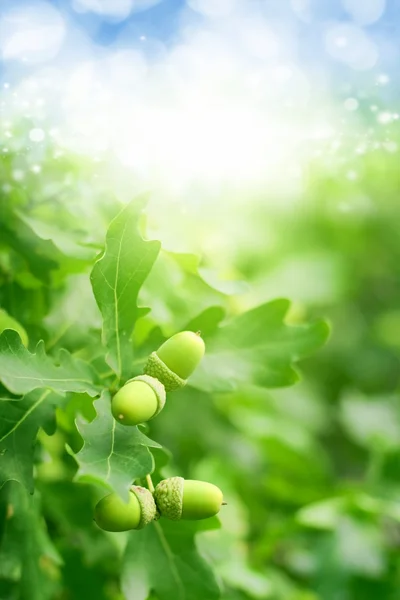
[94,486,157,532]
[154,477,224,521]
[144,331,205,392]
[111,375,166,426]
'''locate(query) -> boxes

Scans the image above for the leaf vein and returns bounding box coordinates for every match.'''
[0,389,50,444]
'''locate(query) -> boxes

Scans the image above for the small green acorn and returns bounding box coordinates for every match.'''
[111,375,166,426]
[144,331,205,392]
[154,477,224,521]
[94,486,157,532]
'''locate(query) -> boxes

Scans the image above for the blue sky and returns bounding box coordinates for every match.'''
[1,0,399,81]
[47,0,400,55]
[52,0,186,45]
[0,0,397,200]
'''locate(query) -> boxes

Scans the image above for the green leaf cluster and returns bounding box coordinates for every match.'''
[0,153,338,600]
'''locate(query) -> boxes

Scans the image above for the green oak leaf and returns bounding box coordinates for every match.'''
[0,389,67,491]
[74,391,161,497]
[140,251,225,332]
[184,306,226,338]
[16,211,95,262]
[190,299,330,392]
[37,481,120,572]
[0,309,29,347]
[0,213,59,285]
[122,520,220,600]
[0,482,62,600]
[0,330,99,396]
[91,197,161,379]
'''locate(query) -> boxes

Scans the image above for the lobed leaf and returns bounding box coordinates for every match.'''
[122,520,220,600]
[74,391,161,498]
[91,197,161,380]
[0,389,67,491]
[190,299,330,392]
[0,330,99,396]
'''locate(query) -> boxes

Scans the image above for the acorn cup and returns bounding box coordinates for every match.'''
[144,331,205,392]
[94,486,157,532]
[111,375,166,426]
[154,477,224,521]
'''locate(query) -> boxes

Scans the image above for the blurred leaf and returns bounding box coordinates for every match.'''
[61,547,116,600]
[44,273,102,353]
[0,482,61,600]
[0,330,99,396]
[122,520,220,600]
[0,212,58,284]
[38,480,121,568]
[191,299,330,392]
[0,308,28,346]
[198,268,248,296]
[74,391,161,497]
[340,392,400,451]
[334,516,385,578]
[297,498,346,530]
[0,389,66,491]
[140,251,225,333]
[91,197,161,379]
[16,211,95,262]
[185,306,226,337]
[219,560,274,599]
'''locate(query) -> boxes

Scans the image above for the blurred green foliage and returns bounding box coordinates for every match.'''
[0,140,399,600]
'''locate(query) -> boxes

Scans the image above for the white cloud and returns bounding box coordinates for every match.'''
[187,0,243,19]
[0,2,66,64]
[72,0,164,20]
[342,0,386,26]
[325,23,378,71]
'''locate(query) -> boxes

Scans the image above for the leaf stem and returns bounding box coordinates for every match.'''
[99,369,116,380]
[146,474,155,494]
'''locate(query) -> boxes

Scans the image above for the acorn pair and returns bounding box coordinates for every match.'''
[95,478,224,532]
[111,331,205,426]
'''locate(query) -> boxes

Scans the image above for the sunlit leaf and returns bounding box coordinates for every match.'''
[0,212,58,285]
[16,211,95,262]
[91,197,161,379]
[191,299,330,392]
[140,251,225,333]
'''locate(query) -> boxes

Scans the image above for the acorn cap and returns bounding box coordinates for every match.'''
[126,374,166,419]
[144,352,186,392]
[154,476,184,521]
[131,485,158,529]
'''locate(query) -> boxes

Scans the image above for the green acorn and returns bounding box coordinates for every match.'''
[154,477,224,521]
[94,486,157,532]
[111,375,166,426]
[144,331,205,392]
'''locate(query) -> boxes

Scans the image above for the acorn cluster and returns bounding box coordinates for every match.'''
[94,331,225,532]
